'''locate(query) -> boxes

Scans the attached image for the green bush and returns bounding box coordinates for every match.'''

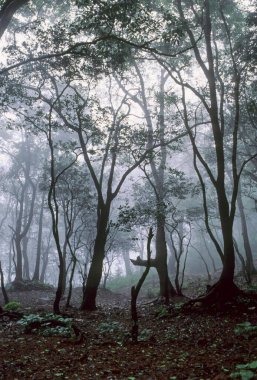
[3,301,21,311]
[18,313,73,337]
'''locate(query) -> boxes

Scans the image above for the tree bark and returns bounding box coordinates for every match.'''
[65,257,77,309]
[131,219,177,302]
[33,191,45,281]
[122,248,132,277]
[173,0,243,305]
[131,228,153,343]
[0,261,9,304]
[22,236,30,280]
[237,186,257,275]
[80,208,109,311]
[0,0,28,39]
[155,219,177,300]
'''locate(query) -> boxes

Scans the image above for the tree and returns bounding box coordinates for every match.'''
[4,136,37,282]
[156,0,257,304]
[117,64,179,302]
[0,0,29,39]
[32,189,46,282]
[20,67,189,310]
[44,129,80,313]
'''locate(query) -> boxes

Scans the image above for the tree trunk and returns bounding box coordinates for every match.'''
[40,246,49,283]
[8,241,12,283]
[40,231,51,283]
[80,210,109,311]
[0,261,9,304]
[167,239,176,275]
[234,238,251,284]
[33,192,45,281]
[122,248,132,277]
[0,0,28,39]
[155,220,177,301]
[53,269,64,314]
[65,258,77,309]
[204,220,239,304]
[237,187,257,275]
[131,220,177,301]
[15,238,23,282]
[22,236,30,280]
[131,227,153,343]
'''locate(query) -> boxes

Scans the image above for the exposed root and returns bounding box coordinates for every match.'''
[182,281,241,311]
[0,310,23,321]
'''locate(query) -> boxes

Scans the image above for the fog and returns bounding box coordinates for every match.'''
[0,0,256,312]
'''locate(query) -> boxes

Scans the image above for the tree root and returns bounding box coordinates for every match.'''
[0,310,23,321]
[183,280,241,311]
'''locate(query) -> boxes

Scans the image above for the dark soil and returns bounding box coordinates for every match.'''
[0,285,257,379]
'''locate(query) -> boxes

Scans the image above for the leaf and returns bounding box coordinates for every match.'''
[230,369,255,380]
[237,361,257,370]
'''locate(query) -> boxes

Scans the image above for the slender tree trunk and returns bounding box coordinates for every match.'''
[22,236,30,280]
[15,237,23,282]
[8,241,12,283]
[40,231,51,283]
[14,168,36,282]
[218,188,236,285]
[237,187,257,275]
[39,249,49,283]
[0,261,9,304]
[53,264,65,314]
[47,126,65,314]
[80,208,109,311]
[61,242,67,294]
[202,234,217,274]
[167,239,176,275]
[33,192,45,281]
[131,227,153,343]
[234,238,251,284]
[122,248,132,277]
[14,190,24,282]
[65,258,77,309]
[155,219,176,301]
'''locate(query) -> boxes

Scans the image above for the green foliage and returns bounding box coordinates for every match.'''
[237,362,257,370]
[231,361,257,379]
[138,328,153,342]
[230,370,255,380]
[97,320,136,345]
[234,322,257,337]
[97,321,123,335]
[156,305,169,319]
[18,313,73,337]
[107,269,157,293]
[247,284,257,293]
[3,301,21,311]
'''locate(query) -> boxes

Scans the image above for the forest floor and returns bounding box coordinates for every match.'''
[0,281,257,380]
